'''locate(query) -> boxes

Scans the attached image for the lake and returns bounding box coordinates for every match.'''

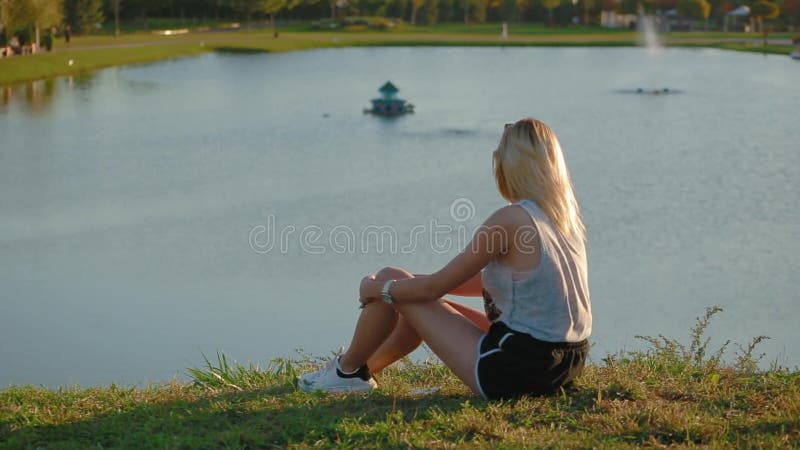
[1,47,798,387]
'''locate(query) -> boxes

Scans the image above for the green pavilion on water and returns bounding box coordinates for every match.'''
[364,81,415,116]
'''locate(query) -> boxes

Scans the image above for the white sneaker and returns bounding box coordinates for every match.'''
[298,351,377,394]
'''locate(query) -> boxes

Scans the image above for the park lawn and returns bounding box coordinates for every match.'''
[1,25,794,85]
[713,42,796,55]
[2,29,629,84]
[0,32,335,84]
[383,22,633,34]
[667,30,794,39]
[0,351,798,448]
[0,44,209,84]
[96,17,240,35]
[1,309,799,448]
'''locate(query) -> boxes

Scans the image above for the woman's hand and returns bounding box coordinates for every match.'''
[359,274,380,307]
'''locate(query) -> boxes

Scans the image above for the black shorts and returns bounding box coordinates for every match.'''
[475,321,589,400]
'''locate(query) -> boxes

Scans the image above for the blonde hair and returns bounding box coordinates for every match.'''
[493,118,586,243]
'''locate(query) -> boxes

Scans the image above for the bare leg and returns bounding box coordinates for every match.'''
[393,299,485,394]
[340,267,490,382]
[337,295,399,373]
[365,315,421,373]
[338,267,412,373]
[367,303,489,372]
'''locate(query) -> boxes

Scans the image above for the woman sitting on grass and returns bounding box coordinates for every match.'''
[300,118,592,400]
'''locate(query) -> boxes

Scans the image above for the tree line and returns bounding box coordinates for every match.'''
[1,0,103,47]
[109,0,798,28]
[1,0,797,48]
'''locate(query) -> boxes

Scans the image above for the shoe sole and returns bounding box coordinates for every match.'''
[298,380,378,394]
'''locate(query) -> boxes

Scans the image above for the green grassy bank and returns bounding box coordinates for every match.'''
[1,308,798,448]
[1,25,795,85]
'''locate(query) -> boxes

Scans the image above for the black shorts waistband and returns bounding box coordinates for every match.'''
[490,321,589,350]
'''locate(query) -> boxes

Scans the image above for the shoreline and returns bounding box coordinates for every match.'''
[1,29,795,85]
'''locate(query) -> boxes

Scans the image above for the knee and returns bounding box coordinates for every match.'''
[375,266,414,281]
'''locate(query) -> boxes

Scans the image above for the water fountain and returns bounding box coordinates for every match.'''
[618,6,682,95]
[636,5,661,53]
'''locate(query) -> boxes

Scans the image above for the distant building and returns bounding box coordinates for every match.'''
[600,11,637,29]
[365,81,414,116]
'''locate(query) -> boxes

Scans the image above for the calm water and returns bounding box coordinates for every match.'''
[1,47,798,387]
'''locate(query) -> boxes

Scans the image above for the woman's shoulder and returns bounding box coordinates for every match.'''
[485,203,537,230]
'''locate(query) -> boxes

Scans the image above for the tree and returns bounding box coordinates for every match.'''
[783,0,800,26]
[619,0,638,15]
[750,0,779,19]
[716,0,733,14]
[597,0,615,11]
[65,0,104,33]
[111,0,120,35]
[483,0,501,20]
[17,0,63,47]
[750,0,779,44]
[461,0,486,23]
[410,0,426,24]
[381,0,407,18]
[423,0,439,23]
[654,0,677,10]
[577,0,594,24]
[0,0,15,43]
[349,0,382,15]
[231,0,262,24]
[515,0,529,19]
[326,0,334,18]
[541,0,561,25]
[263,0,286,26]
[436,0,454,20]
[231,0,309,28]
[123,0,162,29]
[266,0,310,27]
[677,0,710,29]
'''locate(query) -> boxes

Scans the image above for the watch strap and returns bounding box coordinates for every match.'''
[381,279,396,304]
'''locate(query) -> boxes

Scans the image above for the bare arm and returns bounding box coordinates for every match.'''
[448,272,484,297]
[360,207,516,304]
[413,273,484,297]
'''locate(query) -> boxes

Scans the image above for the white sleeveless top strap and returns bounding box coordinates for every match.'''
[480,199,592,342]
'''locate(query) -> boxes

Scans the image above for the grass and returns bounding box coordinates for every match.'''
[714,42,796,55]
[96,17,240,35]
[0,44,210,83]
[1,24,795,85]
[1,307,798,448]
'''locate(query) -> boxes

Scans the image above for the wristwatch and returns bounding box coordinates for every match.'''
[381,279,396,305]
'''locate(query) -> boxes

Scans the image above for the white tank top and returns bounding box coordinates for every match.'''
[481,199,592,342]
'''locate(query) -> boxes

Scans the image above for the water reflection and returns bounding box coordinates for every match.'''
[66,72,97,90]
[1,79,56,114]
[1,72,95,114]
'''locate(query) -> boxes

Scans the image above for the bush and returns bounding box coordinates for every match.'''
[677,0,711,20]
[750,0,780,20]
[310,16,399,30]
[43,31,53,51]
